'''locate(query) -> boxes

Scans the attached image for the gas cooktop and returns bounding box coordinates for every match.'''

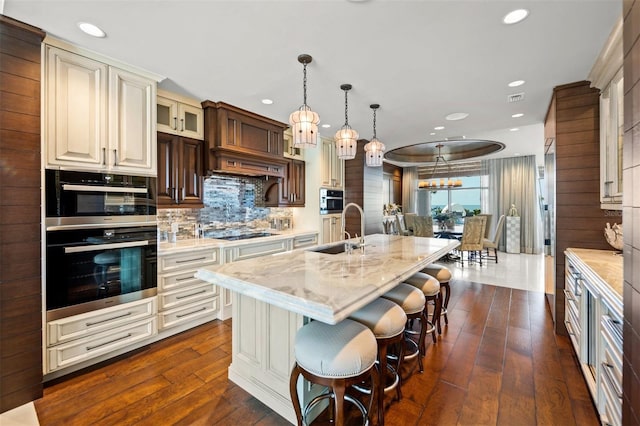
[213,232,275,241]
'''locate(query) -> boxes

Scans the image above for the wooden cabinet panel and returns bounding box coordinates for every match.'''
[157,132,204,208]
[265,158,305,207]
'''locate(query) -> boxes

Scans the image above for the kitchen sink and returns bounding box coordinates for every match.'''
[212,232,275,241]
[309,243,358,255]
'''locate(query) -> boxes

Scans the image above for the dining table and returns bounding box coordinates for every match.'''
[434,224,464,239]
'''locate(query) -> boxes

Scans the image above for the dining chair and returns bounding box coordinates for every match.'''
[395,214,411,236]
[483,214,506,263]
[475,213,493,239]
[412,216,434,237]
[457,215,487,267]
[404,213,417,234]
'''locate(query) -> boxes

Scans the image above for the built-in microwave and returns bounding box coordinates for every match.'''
[320,188,343,215]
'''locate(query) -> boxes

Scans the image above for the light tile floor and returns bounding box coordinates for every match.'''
[0,250,543,425]
[438,250,545,293]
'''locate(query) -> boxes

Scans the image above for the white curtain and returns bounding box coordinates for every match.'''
[482,155,541,254]
[402,166,418,213]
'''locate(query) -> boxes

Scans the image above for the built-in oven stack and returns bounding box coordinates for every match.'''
[44,170,158,376]
[45,169,158,320]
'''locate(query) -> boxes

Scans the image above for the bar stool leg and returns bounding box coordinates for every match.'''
[289,363,303,426]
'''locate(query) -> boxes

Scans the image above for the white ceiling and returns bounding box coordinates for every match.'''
[3,0,620,164]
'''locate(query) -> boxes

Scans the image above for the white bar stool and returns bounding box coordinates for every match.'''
[349,297,407,425]
[422,263,452,333]
[381,283,428,373]
[405,272,441,348]
[289,319,379,426]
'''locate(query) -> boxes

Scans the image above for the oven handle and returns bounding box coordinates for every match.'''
[64,240,149,253]
[62,184,148,194]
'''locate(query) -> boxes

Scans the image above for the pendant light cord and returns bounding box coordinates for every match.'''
[344,89,349,126]
[372,107,377,139]
[302,62,308,106]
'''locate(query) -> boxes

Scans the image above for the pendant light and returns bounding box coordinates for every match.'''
[364,104,385,167]
[334,84,358,160]
[289,54,320,148]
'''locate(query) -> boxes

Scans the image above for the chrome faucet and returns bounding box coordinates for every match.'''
[341,202,365,253]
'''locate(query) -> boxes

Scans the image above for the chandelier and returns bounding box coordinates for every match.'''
[334,84,358,160]
[289,54,320,148]
[418,143,463,188]
[364,104,385,167]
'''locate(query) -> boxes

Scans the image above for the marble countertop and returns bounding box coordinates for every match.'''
[195,234,459,324]
[158,229,318,255]
[566,247,623,298]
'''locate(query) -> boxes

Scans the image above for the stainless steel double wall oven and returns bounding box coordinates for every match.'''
[45,170,158,321]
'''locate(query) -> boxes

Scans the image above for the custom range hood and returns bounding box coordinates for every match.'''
[202,101,288,178]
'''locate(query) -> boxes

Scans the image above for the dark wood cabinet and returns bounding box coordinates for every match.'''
[202,101,288,178]
[265,159,305,207]
[157,132,204,208]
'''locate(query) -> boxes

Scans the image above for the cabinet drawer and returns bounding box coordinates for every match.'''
[47,316,156,372]
[600,364,622,426]
[158,297,218,330]
[226,240,289,262]
[158,282,217,311]
[47,297,156,346]
[293,234,317,249]
[159,268,216,292]
[159,249,219,273]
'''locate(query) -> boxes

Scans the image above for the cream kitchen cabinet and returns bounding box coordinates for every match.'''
[321,214,343,244]
[44,41,159,176]
[157,90,204,141]
[565,248,623,426]
[320,136,344,189]
[157,248,220,331]
[283,128,304,160]
[599,69,623,210]
[45,297,157,373]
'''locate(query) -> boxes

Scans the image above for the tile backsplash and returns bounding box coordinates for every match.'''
[158,174,292,240]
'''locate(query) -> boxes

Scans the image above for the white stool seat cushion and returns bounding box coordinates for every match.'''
[381,283,426,315]
[421,263,452,283]
[295,319,377,378]
[405,272,440,297]
[349,298,407,339]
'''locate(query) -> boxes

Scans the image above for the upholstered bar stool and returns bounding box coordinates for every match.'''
[381,283,428,372]
[289,319,379,426]
[349,298,407,426]
[404,272,441,346]
[421,264,452,333]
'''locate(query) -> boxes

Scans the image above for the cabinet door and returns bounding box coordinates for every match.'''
[109,67,157,175]
[157,96,178,135]
[320,139,334,188]
[157,132,177,207]
[283,128,303,159]
[321,215,342,244]
[290,159,305,206]
[177,137,204,206]
[45,46,107,169]
[178,103,204,140]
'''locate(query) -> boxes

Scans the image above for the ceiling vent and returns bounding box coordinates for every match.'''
[508,92,525,103]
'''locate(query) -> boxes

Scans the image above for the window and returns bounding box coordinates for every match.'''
[423,176,487,224]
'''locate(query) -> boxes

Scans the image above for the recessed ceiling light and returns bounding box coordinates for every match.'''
[321,124,331,128]
[77,22,106,38]
[261,99,273,105]
[445,112,469,121]
[514,152,521,156]
[434,126,445,130]
[508,80,525,87]
[503,9,529,25]
[430,132,436,136]
[511,113,524,118]
[509,128,520,132]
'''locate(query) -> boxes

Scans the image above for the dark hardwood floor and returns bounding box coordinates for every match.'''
[34,281,598,425]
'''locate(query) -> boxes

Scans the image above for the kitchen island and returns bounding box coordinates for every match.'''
[195,234,459,423]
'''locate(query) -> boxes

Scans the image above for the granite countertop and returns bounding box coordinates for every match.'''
[195,234,459,324]
[158,229,318,254]
[566,247,623,298]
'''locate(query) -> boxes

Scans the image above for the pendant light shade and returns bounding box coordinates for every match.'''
[289,54,320,148]
[334,84,358,160]
[364,104,385,167]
